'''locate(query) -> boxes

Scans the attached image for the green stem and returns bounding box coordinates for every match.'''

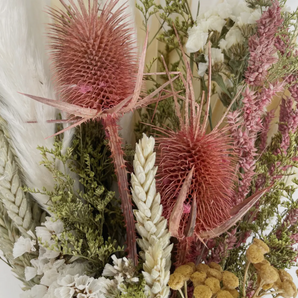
[178,288,185,298]
[184,281,188,298]
[243,261,251,298]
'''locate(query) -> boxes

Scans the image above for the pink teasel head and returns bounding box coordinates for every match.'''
[48,0,137,111]
[155,43,239,240]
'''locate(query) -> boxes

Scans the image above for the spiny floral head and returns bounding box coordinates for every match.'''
[156,125,237,237]
[48,0,137,111]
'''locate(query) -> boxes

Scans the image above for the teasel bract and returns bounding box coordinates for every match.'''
[155,37,270,265]
[22,0,178,265]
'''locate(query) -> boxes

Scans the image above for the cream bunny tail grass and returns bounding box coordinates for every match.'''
[0,0,74,210]
[131,134,173,298]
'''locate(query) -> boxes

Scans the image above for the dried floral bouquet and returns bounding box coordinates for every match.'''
[0,0,298,297]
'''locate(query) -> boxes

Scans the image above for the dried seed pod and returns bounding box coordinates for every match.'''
[216,290,234,298]
[228,289,239,298]
[185,262,196,271]
[258,265,279,284]
[246,244,264,263]
[253,259,270,270]
[205,277,221,294]
[197,263,210,273]
[209,262,223,272]
[191,271,207,286]
[168,273,184,290]
[253,238,270,254]
[207,268,222,281]
[175,264,195,280]
[262,283,273,290]
[222,271,239,290]
[193,285,212,298]
[279,270,293,282]
[281,280,297,298]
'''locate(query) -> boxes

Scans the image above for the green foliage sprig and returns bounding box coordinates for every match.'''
[26,122,125,275]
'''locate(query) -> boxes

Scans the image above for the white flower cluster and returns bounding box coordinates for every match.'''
[131,134,173,298]
[103,254,139,283]
[185,0,262,76]
[35,216,64,259]
[13,235,36,259]
[16,216,138,298]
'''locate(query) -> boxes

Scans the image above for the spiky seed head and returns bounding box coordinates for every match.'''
[156,126,237,237]
[48,0,137,110]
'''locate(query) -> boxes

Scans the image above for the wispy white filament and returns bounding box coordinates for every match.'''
[132,134,172,298]
[0,0,74,210]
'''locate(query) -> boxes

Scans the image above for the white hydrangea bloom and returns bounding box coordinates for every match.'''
[281,5,292,12]
[219,26,245,50]
[102,255,139,286]
[185,25,208,53]
[206,48,224,65]
[54,286,75,298]
[202,15,226,32]
[20,285,48,298]
[13,236,36,258]
[198,62,208,77]
[44,217,64,235]
[25,266,37,281]
[215,1,233,19]
[230,0,251,21]
[236,9,262,26]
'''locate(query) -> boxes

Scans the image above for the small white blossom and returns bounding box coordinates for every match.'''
[59,274,76,287]
[86,279,101,295]
[13,236,36,258]
[219,26,244,50]
[281,5,292,13]
[215,1,233,19]
[20,285,48,298]
[74,275,90,290]
[228,0,251,21]
[206,48,224,65]
[44,217,64,235]
[236,9,262,26]
[198,62,208,77]
[41,268,59,286]
[54,286,75,298]
[35,227,52,243]
[185,26,208,53]
[203,15,226,32]
[25,266,37,281]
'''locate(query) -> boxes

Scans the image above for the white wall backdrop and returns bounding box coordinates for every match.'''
[0,0,298,297]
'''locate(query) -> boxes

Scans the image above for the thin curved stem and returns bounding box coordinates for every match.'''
[243,261,251,298]
[103,115,137,266]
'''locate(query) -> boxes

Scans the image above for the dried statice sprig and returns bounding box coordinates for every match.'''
[131,133,172,298]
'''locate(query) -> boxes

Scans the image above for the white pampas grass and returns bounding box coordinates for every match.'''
[131,134,172,298]
[0,0,74,210]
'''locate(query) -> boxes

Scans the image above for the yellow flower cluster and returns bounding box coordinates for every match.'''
[246,239,297,298]
[168,262,240,298]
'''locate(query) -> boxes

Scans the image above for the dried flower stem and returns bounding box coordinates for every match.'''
[104,115,137,265]
[243,261,251,298]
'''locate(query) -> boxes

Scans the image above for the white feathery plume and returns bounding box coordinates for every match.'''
[0,0,74,210]
[131,134,172,298]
